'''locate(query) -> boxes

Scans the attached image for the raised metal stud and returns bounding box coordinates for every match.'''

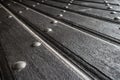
[32,42,42,47]
[57,14,63,17]
[107,6,112,9]
[61,10,66,13]
[67,3,71,6]
[104,1,108,3]
[41,0,44,3]
[18,11,22,14]
[26,7,29,10]
[37,3,40,5]
[110,11,117,14]
[46,28,53,32]
[13,1,16,4]
[8,15,12,18]
[7,3,11,6]
[12,61,27,71]
[114,17,120,21]
[32,5,36,7]
[65,6,69,8]
[51,20,58,24]
[106,3,110,6]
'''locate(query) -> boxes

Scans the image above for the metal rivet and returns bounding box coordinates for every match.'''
[12,61,27,71]
[26,7,29,10]
[61,10,66,12]
[41,0,44,3]
[51,20,58,24]
[107,6,112,9]
[114,17,120,20]
[104,1,108,3]
[37,3,40,5]
[18,11,22,14]
[106,3,110,6]
[8,15,12,18]
[65,6,69,8]
[7,3,11,6]
[46,28,53,32]
[67,3,71,6]
[32,42,42,47]
[32,5,36,7]
[57,14,63,17]
[110,11,117,14]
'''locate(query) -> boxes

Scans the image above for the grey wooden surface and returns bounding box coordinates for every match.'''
[1,0,120,80]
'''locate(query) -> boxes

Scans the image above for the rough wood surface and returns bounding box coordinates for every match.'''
[1,0,120,80]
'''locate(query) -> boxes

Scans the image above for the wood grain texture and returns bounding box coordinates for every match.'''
[2,0,120,80]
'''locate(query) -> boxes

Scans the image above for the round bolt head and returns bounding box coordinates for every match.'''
[104,1,108,3]
[26,7,29,10]
[18,11,22,14]
[13,1,16,3]
[46,28,53,32]
[12,61,27,71]
[32,5,36,7]
[51,20,58,24]
[110,11,117,14]
[114,17,120,20]
[37,3,40,5]
[65,6,69,8]
[7,3,11,6]
[58,14,63,17]
[32,42,41,47]
[8,15,12,18]
[107,6,112,9]
[68,3,71,6]
[62,10,66,12]
[106,3,110,6]
[41,0,44,2]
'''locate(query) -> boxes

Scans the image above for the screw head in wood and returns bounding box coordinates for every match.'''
[37,3,40,5]
[57,14,63,17]
[114,17,120,21]
[7,3,11,6]
[8,15,12,18]
[32,42,42,47]
[110,11,117,14]
[32,5,36,7]
[26,7,29,10]
[46,28,53,32]
[51,20,58,24]
[12,61,27,71]
[18,11,22,14]
[107,6,112,9]
[67,3,71,6]
[65,6,69,8]
[61,10,66,13]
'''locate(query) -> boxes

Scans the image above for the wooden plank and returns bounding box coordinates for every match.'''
[3,0,120,80]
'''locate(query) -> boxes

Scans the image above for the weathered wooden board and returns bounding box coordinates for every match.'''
[1,0,120,80]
